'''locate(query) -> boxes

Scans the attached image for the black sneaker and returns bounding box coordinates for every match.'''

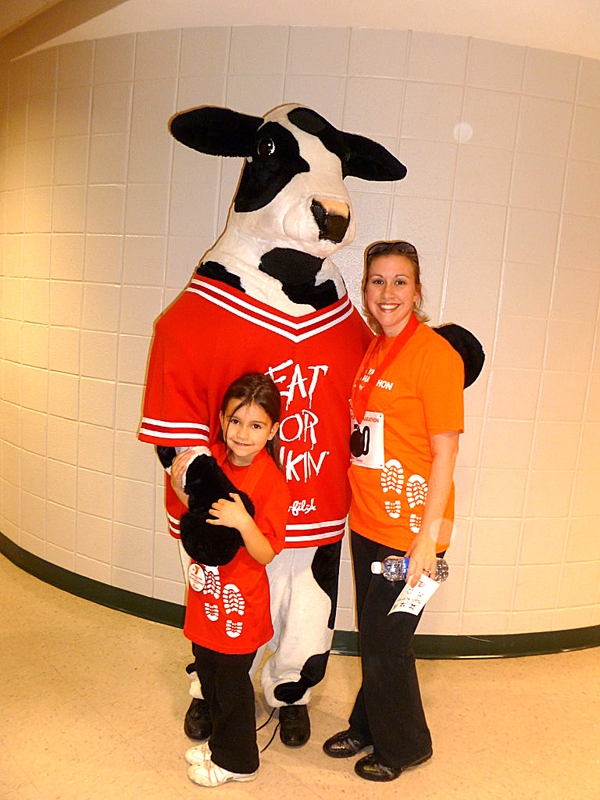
[184,697,212,741]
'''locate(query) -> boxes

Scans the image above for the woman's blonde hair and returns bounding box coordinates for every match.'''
[361,240,429,334]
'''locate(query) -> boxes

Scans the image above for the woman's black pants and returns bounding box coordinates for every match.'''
[192,643,259,774]
[348,530,433,769]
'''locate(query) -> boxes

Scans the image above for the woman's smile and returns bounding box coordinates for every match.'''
[365,254,420,337]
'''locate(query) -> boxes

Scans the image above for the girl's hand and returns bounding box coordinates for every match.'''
[405,533,437,588]
[207,493,250,531]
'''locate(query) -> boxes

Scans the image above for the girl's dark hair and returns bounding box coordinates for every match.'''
[220,372,283,467]
[362,240,429,333]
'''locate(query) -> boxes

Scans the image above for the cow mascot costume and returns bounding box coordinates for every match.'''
[139,104,481,747]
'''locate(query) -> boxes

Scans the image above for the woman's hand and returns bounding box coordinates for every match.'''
[404,430,459,587]
[405,533,437,587]
[207,493,251,530]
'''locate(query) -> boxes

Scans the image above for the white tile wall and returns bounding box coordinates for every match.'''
[51,234,85,281]
[464,88,520,150]
[47,415,77,464]
[134,30,180,81]
[179,28,229,78]
[538,372,588,421]
[523,48,579,101]
[408,32,468,84]
[21,409,46,455]
[578,58,600,107]
[348,28,407,79]
[2,26,599,637]
[94,34,135,84]
[520,518,567,565]
[559,214,600,270]
[467,39,525,92]
[91,82,132,135]
[80,330,117,380]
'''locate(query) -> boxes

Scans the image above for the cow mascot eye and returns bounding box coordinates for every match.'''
[256,137,276,157]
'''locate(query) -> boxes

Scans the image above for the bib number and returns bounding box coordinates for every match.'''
[349,408,385,469]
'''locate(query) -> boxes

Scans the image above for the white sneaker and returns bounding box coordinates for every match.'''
[187,757,257,787]
[185,741,211,765]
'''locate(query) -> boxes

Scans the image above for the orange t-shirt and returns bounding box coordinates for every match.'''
[348,323,464,553]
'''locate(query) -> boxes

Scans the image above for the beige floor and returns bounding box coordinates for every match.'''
[1,554,599,800]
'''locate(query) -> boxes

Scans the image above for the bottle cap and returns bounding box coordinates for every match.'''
[370,561,383,574]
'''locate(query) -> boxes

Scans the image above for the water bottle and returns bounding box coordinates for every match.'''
[371,555,449,583]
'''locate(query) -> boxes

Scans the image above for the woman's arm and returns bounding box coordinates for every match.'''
[207,493,277,565]
[405,430,460,587]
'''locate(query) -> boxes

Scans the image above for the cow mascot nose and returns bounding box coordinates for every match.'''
[310,199,350,243]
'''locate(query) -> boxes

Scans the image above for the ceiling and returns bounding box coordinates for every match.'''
[3,0,600,62]
[0,0,63,40]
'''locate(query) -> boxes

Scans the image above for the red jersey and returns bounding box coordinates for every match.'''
[183,442,289,655]
[139,276,372,547]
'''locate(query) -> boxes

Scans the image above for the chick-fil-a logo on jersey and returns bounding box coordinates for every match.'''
[266,360,329,485]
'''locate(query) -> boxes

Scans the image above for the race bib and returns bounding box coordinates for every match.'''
[349,407,385,469]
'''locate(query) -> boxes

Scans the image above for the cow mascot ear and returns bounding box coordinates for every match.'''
[169,106,263,157]
[178,452,255,566]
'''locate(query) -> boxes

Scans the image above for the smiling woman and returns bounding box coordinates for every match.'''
[361,241,429,336]
[365,254,420,337]
[324,238,464,781]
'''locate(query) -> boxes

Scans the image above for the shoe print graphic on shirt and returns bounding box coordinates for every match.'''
[226,620,243,638]
[380,459,404,494]
[223,584,245,616]
[406,475,428,507]
[205,602,219,621]
[384,500,402,519]
[410,513,422,533]
[203,566,221,599]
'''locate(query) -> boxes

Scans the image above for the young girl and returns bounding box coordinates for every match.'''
[170,372,290,788]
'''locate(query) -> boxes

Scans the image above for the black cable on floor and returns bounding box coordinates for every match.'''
[260,721,280,753]
[256,707,279,752]
[256,706,276,732]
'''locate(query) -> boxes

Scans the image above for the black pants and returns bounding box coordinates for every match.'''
[192,643,259,774]
[347,530,433,769]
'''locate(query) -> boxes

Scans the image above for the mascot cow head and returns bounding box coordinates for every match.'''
[169,103,407,313]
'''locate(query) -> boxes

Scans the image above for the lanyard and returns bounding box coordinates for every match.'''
[351,313,419,424]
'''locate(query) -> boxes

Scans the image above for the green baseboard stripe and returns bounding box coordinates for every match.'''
[0,531,185,629]
[333,626,600,659]
[2,531,599,659]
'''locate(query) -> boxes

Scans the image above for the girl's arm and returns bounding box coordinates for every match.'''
[207,493,277,565]
[405,430,460,587]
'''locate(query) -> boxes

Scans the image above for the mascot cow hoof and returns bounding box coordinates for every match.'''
[279,705,311,747]
[184,697,212,741]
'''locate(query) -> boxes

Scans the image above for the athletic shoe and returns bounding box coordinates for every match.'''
[188,758,258,787]
[185,741,211,766]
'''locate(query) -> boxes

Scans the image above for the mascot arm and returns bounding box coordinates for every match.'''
[433,324,485,388]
